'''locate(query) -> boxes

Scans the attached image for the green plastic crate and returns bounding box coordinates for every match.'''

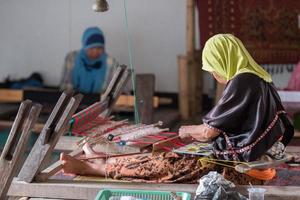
[95,189,191,200]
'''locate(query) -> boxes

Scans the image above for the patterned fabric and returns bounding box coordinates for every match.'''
[107,152,206,183]
[266,141,285,160]
[196,0,300,63]
[106,152,264,184]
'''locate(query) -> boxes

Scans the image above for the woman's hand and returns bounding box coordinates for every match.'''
[179,124,220,142]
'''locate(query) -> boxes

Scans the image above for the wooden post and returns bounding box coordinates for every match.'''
[136,74,155,124]
[187,0,202,117]
[186,0,195,117]
[194,50,203,115]
[178,0,202,119]
[178,55,189,120]
[186,0,195,55]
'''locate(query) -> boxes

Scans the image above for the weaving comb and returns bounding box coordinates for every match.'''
[0,100,42,199]
[18,91,83,183]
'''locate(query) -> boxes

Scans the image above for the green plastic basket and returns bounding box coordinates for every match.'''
[95,189,191,200]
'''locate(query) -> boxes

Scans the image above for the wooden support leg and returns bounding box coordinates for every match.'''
[18,91,83,183]
[178,56,190,120]
[0,100,42,199]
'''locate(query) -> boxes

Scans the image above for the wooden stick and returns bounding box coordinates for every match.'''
[235,154,295,173]
[78,152,142,161]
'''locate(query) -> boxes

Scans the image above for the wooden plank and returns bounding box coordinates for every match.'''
[8,179,300,200]
[0,101,41,199]
[18,92,83,183]
[136,74,155,124]
[178,55,190,119]
[115,95,161,108]
[35,149,82,182]
[235,154,294,173]
[0,89,23,103]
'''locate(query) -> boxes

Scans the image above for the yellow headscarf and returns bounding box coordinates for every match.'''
[202,34,272,82]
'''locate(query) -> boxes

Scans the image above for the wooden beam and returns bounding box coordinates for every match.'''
[8,179,300,200]
[0,89,23,103]
[186,0,195,55]
[115,95,162,108]
[178,55,190,120]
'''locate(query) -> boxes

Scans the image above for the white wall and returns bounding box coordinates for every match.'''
[0,0,186,92]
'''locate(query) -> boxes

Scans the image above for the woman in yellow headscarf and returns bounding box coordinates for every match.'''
[179,34,294,162]
[59,34,294,186]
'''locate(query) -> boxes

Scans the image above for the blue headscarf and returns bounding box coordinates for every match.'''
[72,27,108,93]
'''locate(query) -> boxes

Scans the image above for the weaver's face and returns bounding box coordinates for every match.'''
[86,47,104,60]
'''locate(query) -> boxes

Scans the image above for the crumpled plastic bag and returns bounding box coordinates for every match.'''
[212,186,248,200]
[194,171,247,200]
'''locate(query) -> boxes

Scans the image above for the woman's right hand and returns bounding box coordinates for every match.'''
[179,124,220,142]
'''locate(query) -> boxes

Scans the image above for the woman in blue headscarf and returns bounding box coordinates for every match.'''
[61,27,117,93]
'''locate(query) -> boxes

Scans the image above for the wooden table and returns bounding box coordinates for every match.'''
[0,88,170,108]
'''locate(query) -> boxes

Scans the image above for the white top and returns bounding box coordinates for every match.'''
[278,91,300,102]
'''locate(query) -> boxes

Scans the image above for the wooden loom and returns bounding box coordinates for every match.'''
[0,65,128,198]
[0,70,297,200]
[7,108,300,200]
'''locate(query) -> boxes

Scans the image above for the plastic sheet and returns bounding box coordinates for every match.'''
[194,171,247,200]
